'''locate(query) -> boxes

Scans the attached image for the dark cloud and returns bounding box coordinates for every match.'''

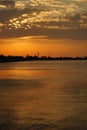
[0,0,87,40]
[1,25,87,40]
[0,0,15,8]
[0,8,42,23]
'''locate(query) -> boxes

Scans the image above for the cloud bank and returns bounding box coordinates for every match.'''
[0,0,87,40]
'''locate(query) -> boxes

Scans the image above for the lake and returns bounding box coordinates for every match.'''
[0,60,87,130]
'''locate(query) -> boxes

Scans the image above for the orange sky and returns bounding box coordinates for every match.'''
[0,37,87,57]
[0,0,87,56]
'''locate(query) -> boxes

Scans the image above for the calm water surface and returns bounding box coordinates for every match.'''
[0,60,87,130]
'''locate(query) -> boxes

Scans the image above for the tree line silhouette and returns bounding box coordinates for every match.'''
[0,54,87,63]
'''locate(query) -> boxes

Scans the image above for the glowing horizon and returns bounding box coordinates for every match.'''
[0,36,87,57]
[0,0,87,56]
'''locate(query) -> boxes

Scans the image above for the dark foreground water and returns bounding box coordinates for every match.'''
[0,60,87,130]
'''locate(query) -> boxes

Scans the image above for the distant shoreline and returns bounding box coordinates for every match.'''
[0,54,87,63]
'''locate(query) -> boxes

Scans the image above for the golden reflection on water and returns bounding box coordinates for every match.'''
[0,68,68,80]
[0,61,87,129]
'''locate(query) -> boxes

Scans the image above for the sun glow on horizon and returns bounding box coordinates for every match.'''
[0,36,87,57]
